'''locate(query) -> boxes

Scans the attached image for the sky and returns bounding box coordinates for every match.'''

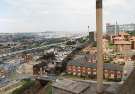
[0,0,135,33]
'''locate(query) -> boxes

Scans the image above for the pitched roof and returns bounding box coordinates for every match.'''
[114,41,131,45]
[118,32,129,36]
[113,36,125,40]
[130,36,135,41]
[67,55,123,71]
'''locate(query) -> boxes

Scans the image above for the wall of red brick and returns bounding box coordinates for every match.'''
[67,65,122,80]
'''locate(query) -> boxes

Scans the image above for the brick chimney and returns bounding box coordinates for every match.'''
[96,0,104,93]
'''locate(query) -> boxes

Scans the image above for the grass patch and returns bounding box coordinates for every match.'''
[12,79,35,94]
[46,83,52,94]
[108,42,114,49]
[42,82,52,94]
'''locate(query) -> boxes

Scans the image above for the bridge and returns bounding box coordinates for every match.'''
[33,75,57,82]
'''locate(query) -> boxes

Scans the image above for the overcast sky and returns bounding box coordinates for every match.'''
[0,0,135,33]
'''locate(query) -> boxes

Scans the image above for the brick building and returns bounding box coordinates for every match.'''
[66,55,123,81]
[102,39,109,52]
[112,32,132,52]
[114,41,131,52]
[22,54,33,63]
[130,36,135,49]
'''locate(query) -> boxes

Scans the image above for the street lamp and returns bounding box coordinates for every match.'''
[88,25,90,32]
[96,0,104,93]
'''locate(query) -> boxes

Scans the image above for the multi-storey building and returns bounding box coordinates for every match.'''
[66,55,123,81]
[106,23,135,35]
[106,23,118,36]
[119,24,135,32]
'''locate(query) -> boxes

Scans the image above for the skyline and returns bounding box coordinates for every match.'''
[0,0,135,33]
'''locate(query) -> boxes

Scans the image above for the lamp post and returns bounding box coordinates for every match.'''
[96,0,104,93]
[88,25,90,32]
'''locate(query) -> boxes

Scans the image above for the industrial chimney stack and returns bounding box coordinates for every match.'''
[96,0,104,93]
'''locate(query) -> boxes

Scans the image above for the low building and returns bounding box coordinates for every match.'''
[22,63,33,74]
[82,46,97,54]
[52,79,90,94]
[22,54,33,63]
[112,33,132,52]
[118,32,130,39]
[112,36,125,43]
[66,55,123,81]
[82,39,108,53]
[130,36,135,49]
[0,69,7,78]
[102,39,109,52]
[113,41,131,52]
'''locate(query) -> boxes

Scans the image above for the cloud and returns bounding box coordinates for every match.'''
[0,0,135,33]
[104,0,135,24]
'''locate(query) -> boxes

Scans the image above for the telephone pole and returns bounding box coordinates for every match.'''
[96,0,104,93]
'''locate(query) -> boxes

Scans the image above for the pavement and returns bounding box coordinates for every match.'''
[123,61,134,80]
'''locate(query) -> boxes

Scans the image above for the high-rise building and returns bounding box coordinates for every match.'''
[106,23,135,35]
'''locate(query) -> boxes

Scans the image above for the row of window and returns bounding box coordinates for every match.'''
[67,66,123,79]
[67,71,122,79]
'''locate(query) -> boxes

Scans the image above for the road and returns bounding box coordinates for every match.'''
[123,61,135,80]
[0,41,66,59]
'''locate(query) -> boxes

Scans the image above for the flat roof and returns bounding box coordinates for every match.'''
[52,79,90,94]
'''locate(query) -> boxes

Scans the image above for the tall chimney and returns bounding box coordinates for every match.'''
[96,0,104,93]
